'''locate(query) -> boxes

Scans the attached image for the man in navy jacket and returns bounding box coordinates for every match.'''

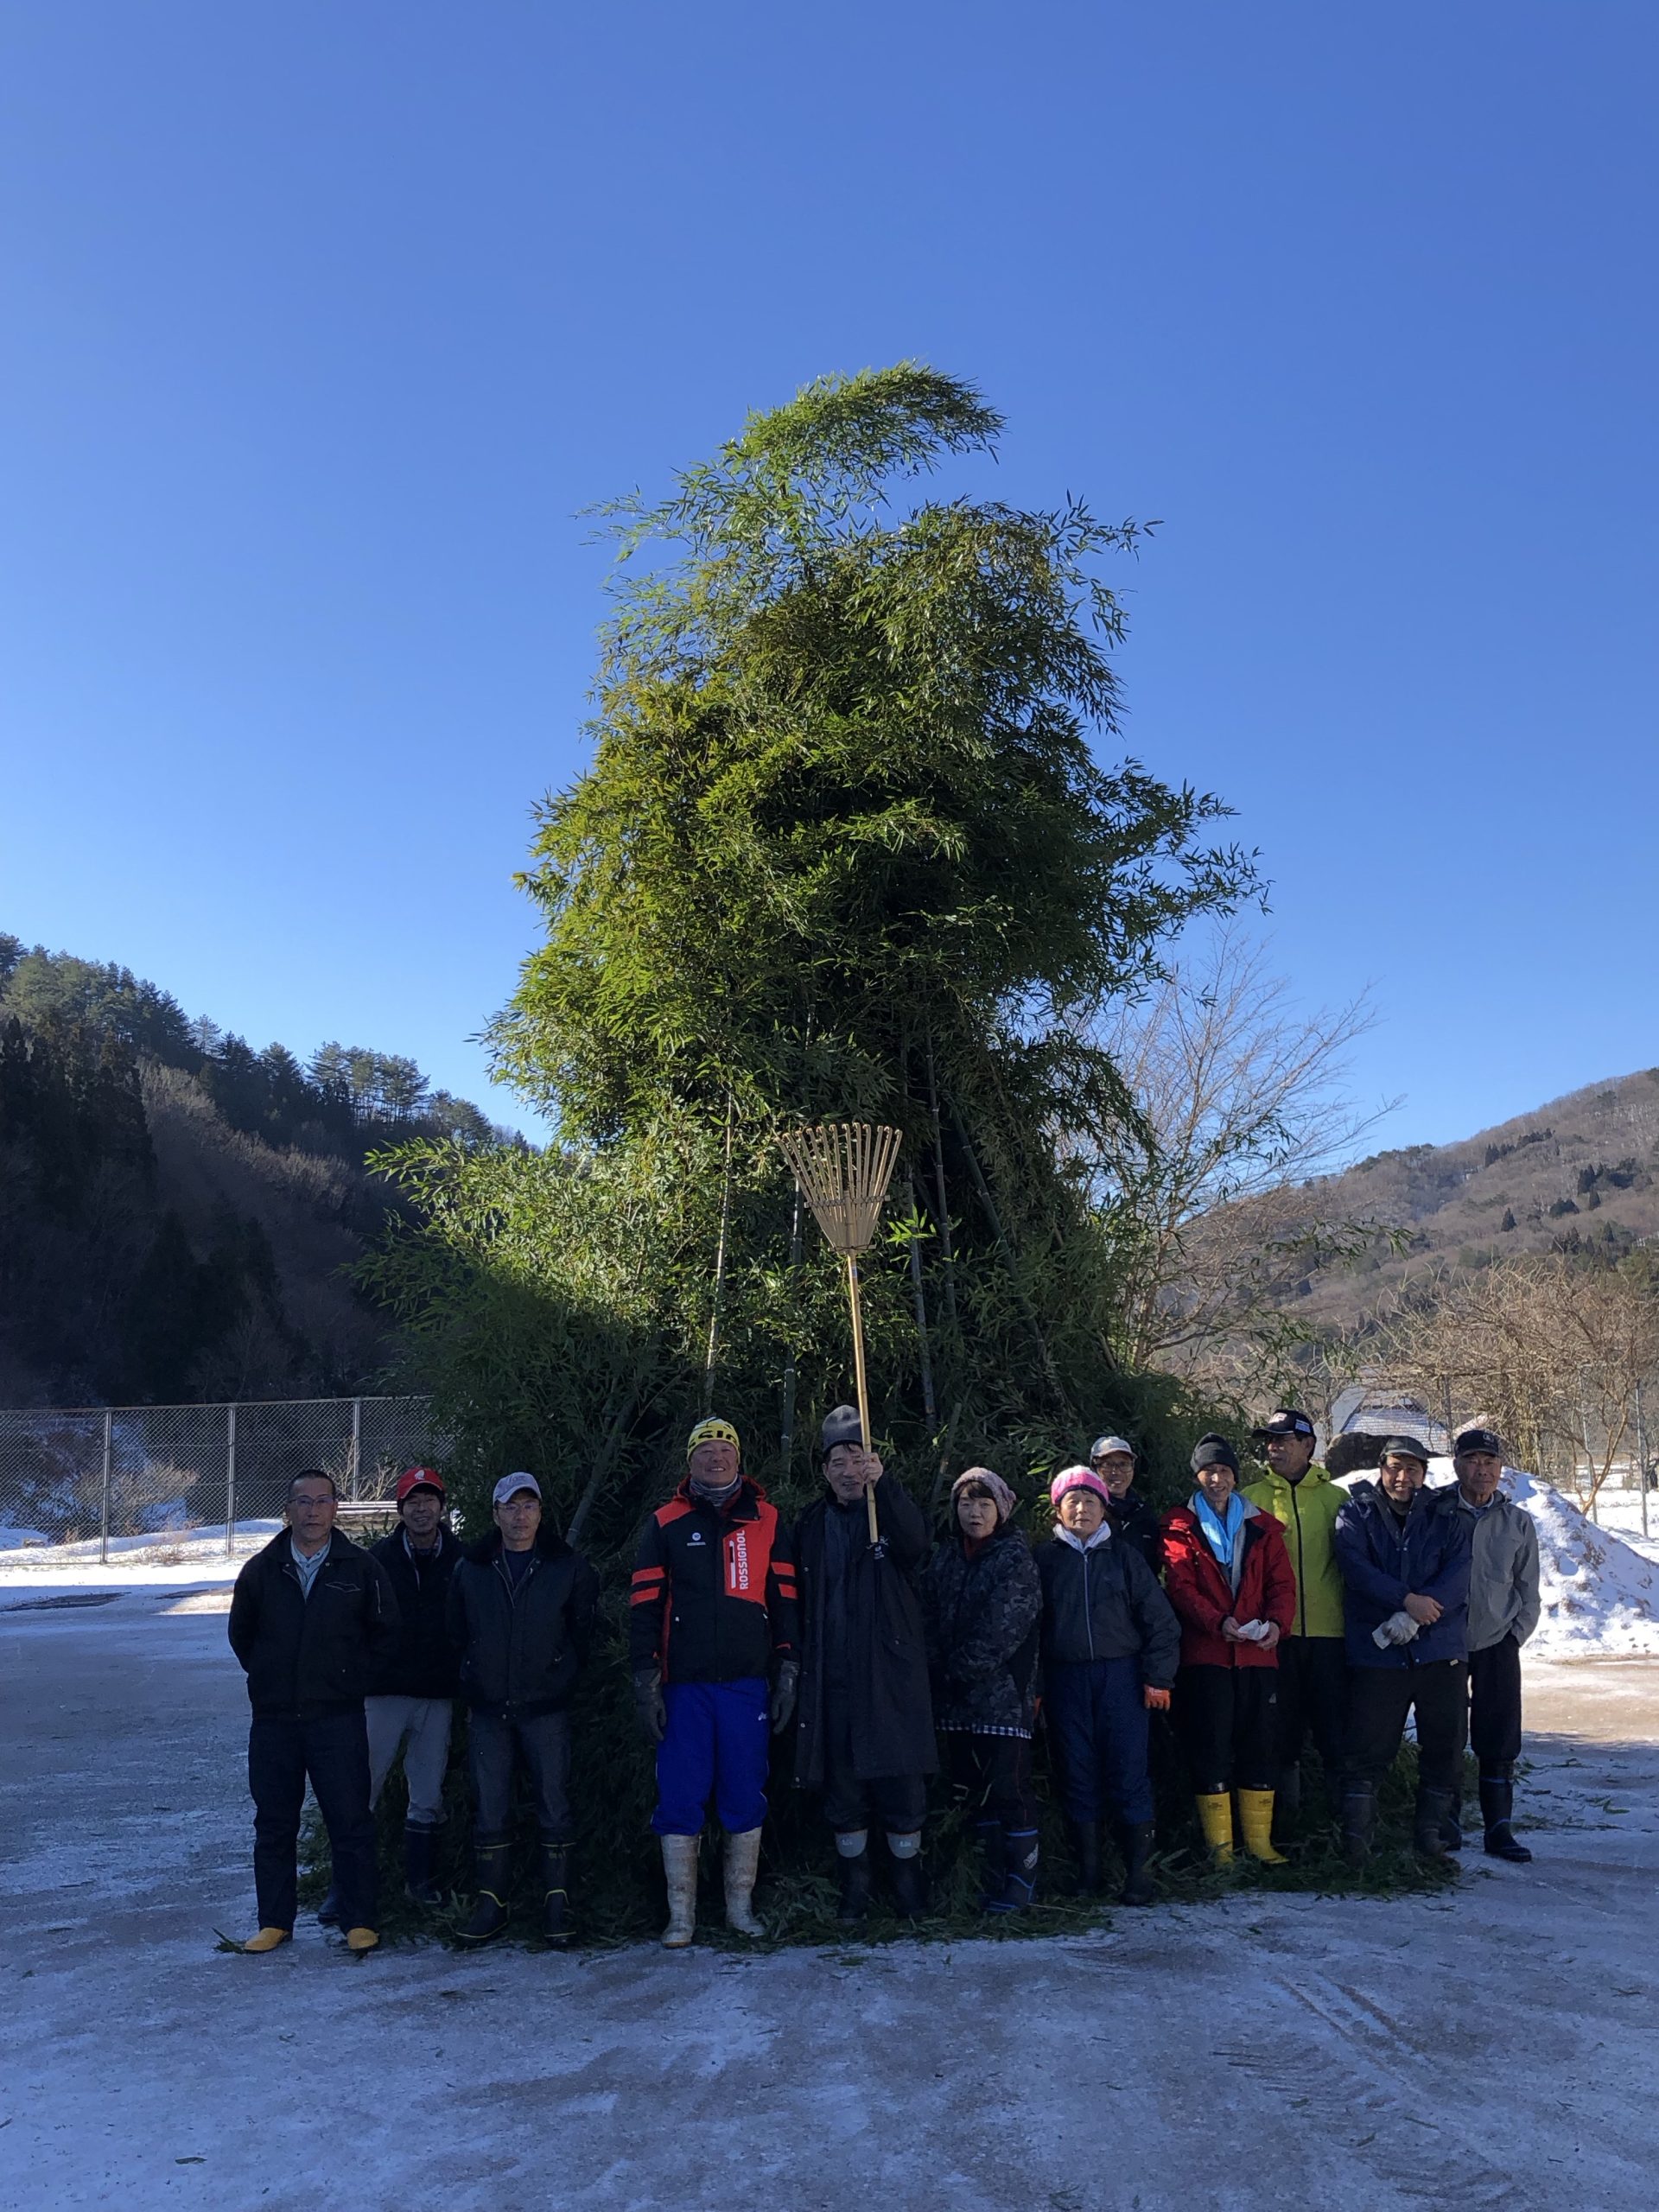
[1333,1436,1471,1868]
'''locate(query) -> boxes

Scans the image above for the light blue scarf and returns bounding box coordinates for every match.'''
[1192,1490,1245,1587]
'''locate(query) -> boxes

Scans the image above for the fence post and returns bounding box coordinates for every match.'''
[226,1404,238,1559]
[350,1397,362,1499]
[1639,1380,1650,1544]
[99,1408,112,1567]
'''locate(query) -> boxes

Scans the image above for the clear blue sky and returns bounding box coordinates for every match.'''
[3,3,1655,1145]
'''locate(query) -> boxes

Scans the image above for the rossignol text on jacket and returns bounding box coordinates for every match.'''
[629,1477,798,1684]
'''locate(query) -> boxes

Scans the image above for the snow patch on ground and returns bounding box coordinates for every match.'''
[0,1521,273,1589]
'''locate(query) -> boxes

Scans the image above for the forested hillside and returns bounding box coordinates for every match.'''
[1268,1069,1659,1332]
[0,933,512,1406]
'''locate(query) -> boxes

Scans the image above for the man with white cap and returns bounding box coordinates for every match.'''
[1088,1433,1164,1578]
[630,1417,800,1946]
[447,1471,600,1945]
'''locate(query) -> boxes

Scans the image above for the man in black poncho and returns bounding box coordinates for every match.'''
[792,1406,936,1923]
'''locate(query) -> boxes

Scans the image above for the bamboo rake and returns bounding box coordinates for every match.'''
[777,1122,903,1541]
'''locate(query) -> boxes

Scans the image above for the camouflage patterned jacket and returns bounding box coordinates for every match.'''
[921,1524,1042,1738]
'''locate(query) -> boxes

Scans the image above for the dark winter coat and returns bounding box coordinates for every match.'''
[368,1527,463,1700]
[1160,1503,1297,1671]
[1034,1528,1181,1689]
[921,1523,1042,1737]
[793,1477,937,1787]
[628,1478,798,1685]
[1103,1486,1165,1579]
[447,1524,601,1718]
[227,1528,399,1717]
[1334,1482,1471,1669]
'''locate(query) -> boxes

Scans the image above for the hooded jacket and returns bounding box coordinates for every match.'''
[921,1521,1042,1737]
[368,1525,463,1700]
[1160,1498,1296,1671]
[793,1473,937,1786]
[227,1527,399,1716]
[1333,1482,1471,1668]
[1034,1523,1181,1687]
[447,1522,600,1718]
[1452,1488,1541,1653]
[1239,1464,1347,1639]
[629,1476,798,1685]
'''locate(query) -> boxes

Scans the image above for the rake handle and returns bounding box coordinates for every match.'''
[844,1255,880,1544]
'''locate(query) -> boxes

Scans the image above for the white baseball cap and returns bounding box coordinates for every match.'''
[493,1471,542,1506]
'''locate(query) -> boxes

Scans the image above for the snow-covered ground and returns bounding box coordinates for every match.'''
[0,1521,275,1591]
[3,1597,1659,2208]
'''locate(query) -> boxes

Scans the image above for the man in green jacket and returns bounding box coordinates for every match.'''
[1242,1410,1347,1838]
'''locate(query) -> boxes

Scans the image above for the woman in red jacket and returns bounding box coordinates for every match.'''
[1161,1433,1297,1865]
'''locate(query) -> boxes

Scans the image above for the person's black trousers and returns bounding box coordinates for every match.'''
[249,1706,378,1933]
[1274,1635,1347,1773]
[1468,1634,1523,1770]
[820,1699,927,1833]
[1173,1664,1279,1792]
[1344,1658,1467,1793]
[467,1708,574,1842]
[944,1732,1037,1829]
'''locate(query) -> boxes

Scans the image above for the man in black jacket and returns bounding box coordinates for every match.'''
[365,1467,462,1909]
[446,1471,600,1946]
[793,1406,936,1923]
[226,1469,398,1954]
[1089,1433,1164,1577]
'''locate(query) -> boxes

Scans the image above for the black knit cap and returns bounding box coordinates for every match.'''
[1191,1433,1240,1475]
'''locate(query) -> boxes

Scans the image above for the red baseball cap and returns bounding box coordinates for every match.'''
[395,1466,446,1503]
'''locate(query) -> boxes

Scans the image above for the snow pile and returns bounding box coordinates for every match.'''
[1500,1467,1659,1656]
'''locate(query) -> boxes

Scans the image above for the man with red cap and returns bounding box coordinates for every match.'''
[362,1468,462,1910]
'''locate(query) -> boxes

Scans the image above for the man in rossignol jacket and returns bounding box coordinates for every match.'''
[1088,1433,1164,1578]
[226,1468,398,1954]
[1452,1427,1541,1863]
[630,1418,800,1947]
[792,1405,935,1923]
[1242,1408,1348,1838]
[360,1467,463,1910]
[1333,1435,1472,1867]
[447,1471,600,1946]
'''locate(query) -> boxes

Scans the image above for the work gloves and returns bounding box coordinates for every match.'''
[1371,1609,1422,1649]
[632,1668,667,1745]
[770,1659,800,1736]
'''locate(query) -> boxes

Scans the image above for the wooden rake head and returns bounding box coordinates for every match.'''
[776,1122,903,1255]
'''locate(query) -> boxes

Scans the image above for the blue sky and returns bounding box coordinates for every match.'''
[3,3,1655,1145]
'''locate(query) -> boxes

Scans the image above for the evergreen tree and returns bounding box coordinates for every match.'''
[372,365,1252,1535]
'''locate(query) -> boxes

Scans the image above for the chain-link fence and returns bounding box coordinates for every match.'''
[0,1396,441,1561]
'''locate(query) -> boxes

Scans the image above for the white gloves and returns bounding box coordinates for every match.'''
[1371,1609,1421,1649]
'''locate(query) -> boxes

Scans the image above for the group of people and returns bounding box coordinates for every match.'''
[224,1402,1541,1955]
